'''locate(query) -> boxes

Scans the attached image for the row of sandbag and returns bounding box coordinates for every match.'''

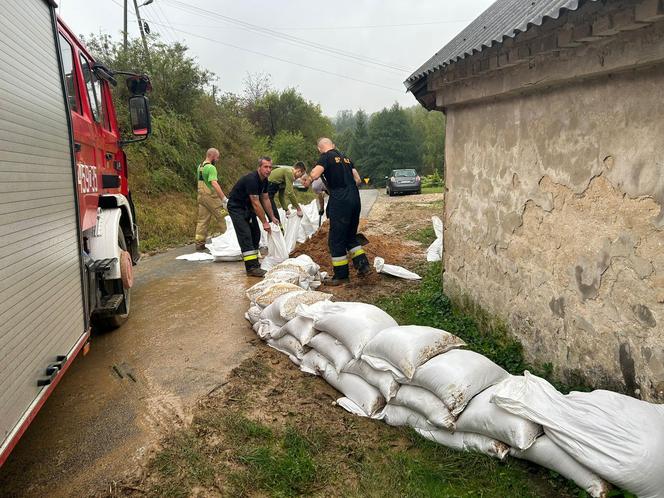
[244,277,663,498]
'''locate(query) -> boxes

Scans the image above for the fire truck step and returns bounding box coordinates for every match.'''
[99,293,124,312]
[87,257,118,274]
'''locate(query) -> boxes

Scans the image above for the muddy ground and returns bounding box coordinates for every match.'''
[104,191,577,497]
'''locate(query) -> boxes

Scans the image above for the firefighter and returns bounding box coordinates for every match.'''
[307,138,371,285]
[267,161,306,222]
[195,148,228,251]
[227,156,279,277]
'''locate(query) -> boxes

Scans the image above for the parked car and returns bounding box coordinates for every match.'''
[386,169,421,196]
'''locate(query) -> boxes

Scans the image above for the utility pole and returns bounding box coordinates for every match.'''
[123,0,128,51]
[133,0,151,67]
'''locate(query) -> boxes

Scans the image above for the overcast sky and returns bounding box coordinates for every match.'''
[57,0,494,117]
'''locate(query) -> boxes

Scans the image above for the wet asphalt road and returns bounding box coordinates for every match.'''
[0,189,378,497]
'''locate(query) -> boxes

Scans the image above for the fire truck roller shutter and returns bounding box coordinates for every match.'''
[0,0,86,465]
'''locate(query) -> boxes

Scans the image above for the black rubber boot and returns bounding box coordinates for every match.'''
[352,253,372,277]
[245,259,266,277]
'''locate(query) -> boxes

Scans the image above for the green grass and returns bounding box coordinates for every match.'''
[408,225,436,246]
[421,186,444,194]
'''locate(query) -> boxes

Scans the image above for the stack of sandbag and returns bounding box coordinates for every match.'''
[361,325,542,462]
[492,371,664,498]
[297,301,399,417]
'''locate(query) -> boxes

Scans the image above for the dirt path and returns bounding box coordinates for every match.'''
[0,246,257,497]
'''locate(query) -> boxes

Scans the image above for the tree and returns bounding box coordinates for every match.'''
[270,131,312,166]
[349,109,369,167]
[364,103,420,181]
[406,106,446,175]
[334,109,356,134]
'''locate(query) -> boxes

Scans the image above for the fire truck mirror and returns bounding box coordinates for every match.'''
[129,95,151,137]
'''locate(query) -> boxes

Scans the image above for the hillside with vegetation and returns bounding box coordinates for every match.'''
[85,35,446,251]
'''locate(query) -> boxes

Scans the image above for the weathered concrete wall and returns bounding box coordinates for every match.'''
[443,63,664,400]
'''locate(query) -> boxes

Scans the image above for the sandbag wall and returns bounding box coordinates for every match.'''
[244,263,664,498]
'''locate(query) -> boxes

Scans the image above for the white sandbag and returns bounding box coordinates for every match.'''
[176,252,214,261]
[455,383,542,450]
[392,385,456,430]
[267,333,309,360]
[492,372,664,498]
[271,316,314,342]
[261,223,290,270]
[415,428,510,461]
[342,359,399,401]
[510,435,610,498]
[255,319,279,340]
[265,260,317,289]
[283,212,302,253]
[426,216,443,262]
[262,269,301,285]
[362,325,466,380]
[308,332,353,372]
[259,291,306,327]
[308,301,398,358]
[379,404,437,430]
[292,254,320,276]
[323,364,385,416]
[254,282,303,308]
[245,304,262,325]
[373,257,421,280]
[410,349,509,416]
[300,350,329,376]
[279,291,332,321]
[208,215,243,261]
[246,278,281,304]
[336,397,369,417]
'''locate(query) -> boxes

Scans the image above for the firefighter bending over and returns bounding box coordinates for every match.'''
[267,161,307,222]
[227,156,279,277]
[308,138,371,285]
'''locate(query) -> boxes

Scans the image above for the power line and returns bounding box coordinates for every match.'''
[164,0,411,73]
[138,20,405,93]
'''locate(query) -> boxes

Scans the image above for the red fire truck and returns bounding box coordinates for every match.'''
[0,0,151,466]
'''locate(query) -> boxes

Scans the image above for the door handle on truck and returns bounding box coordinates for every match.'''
[74,142,81,153]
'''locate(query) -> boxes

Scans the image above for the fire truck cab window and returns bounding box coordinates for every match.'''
[79,54,109,129]
[58,34,79,114]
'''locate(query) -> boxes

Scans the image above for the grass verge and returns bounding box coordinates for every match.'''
[421,186,444,194]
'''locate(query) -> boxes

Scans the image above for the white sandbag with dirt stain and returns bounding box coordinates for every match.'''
[510,435,610,498]
[300,350,330,376]
[267,334,309,363]
[409,350,509,416]
[253,282,303,308]
[245,304,262,325]
[342,359,399,401]
[307,332,353,372]
[455,383,542,450]
[391,385,456,430]
[279,291,332,321]
[379,403,437,430]
[362,325,466,380]
[373,257,421,280]
[492,371,664,498]
[415,428,509,461]
[323,364,385,417]
[303,301,398,358]
[246,278,281,304]
[259,291,305,327]
[271,316,318,344]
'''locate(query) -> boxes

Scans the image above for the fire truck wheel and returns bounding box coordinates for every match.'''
[96,232,131,330]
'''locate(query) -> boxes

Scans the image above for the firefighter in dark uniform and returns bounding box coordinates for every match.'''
[227,156,279,277]
[307,138,371,285]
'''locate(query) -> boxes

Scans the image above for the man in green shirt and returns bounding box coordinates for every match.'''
[267,161,306,222]
[195,148,228,251]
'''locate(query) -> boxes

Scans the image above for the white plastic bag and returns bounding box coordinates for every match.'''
[261,223,290,270]
[362,325,466,380]
[309,301,398,358]
[283,212,302,253]
[415,428,509,461]
[373,257,421,280]
[426,216,443,262]
[342,359,399,401]
[455,383,542,450]
[410,349,509,416]
[308,332,353,372]
[176,252,214,261]
[510,436,610,498]
[300,350,329,376]
[391,385,456,430]
[492,372,664,498]
[323,364,385,417]
[379,404,437,430]
[272,316,317,344]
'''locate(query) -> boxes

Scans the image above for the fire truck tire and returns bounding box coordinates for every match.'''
[95,232,131,330]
